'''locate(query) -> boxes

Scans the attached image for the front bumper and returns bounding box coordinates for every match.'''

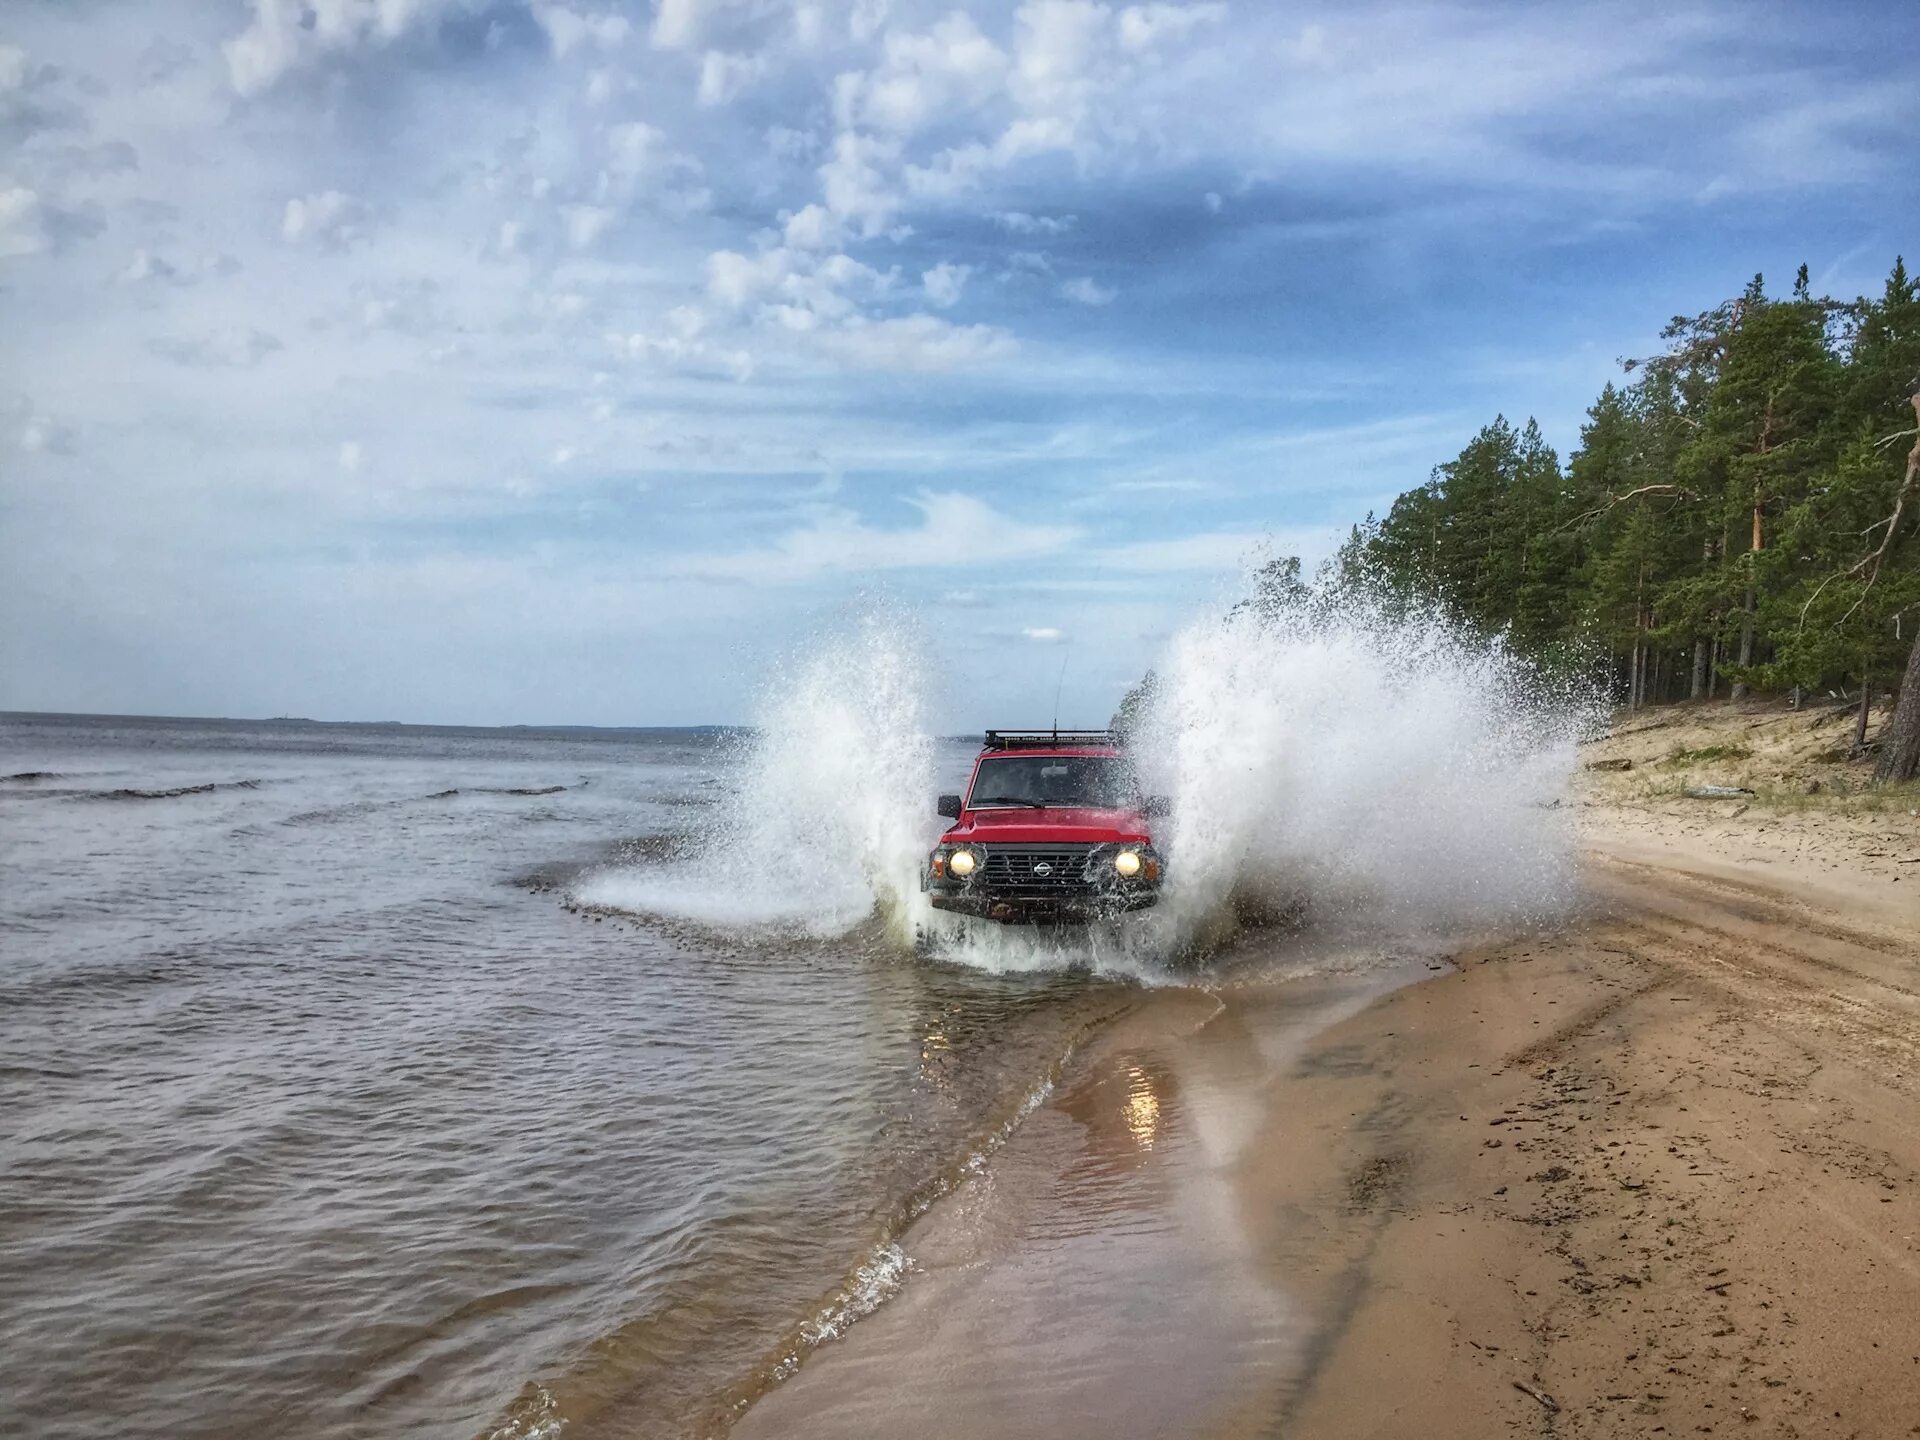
[921,843,1162,924]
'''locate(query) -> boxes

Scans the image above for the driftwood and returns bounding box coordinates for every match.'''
[1512,1380,1560,1412]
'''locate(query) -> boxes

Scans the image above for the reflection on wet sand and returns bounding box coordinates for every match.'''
[731,954,1436,1440]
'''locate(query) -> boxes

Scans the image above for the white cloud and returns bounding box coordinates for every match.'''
[835,11,1007,136]
[0,44,28,94]
[1021,626,1066,642]
[698,50,767,106]
[604,120,665,178]
[921,261,970,308]
[338,440,364,472]
[680,491,1079,582]
[0,187,48,259]
[115,248,179,284]
[993,210,1074,235]
[12,400,75,456]
[781,202,840,250]
[561,203,614,249]
[1059,275,1116,305]
[282,190,373,249]
[533,4,631,58]
[224,0,478,96]
[1010,0,1110,119]
[705,246,792,308]
[817,130,904,238]
[1118,3,1227,54]
[824,313,1016,372]
[652,0,756,51]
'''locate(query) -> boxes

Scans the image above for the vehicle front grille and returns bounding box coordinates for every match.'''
[981,846,1099,893]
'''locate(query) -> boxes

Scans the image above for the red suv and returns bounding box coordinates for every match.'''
[922,730,1167,924]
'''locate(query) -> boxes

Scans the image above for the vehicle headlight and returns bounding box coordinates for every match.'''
[1113,849,1143,878]
[948,847,978,878]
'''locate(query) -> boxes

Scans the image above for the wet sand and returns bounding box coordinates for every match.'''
[732,818,1919,1439]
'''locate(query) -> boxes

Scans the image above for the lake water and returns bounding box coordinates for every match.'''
[0,713,1136,1440]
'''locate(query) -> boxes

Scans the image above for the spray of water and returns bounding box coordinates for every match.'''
[574,613,935,938]
[576,589,1590,970]
[1133,591,1588,955]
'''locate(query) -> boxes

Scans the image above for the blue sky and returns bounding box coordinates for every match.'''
[2,0,1916,726]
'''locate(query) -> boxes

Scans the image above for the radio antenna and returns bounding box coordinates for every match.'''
[1051,648,1071,741]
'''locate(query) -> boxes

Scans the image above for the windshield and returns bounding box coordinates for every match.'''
[967,755,1137,809]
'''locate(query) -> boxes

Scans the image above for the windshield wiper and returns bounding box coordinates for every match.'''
[968,797,1050,808]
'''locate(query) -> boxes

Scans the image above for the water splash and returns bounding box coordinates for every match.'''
[574,613,934,939]
[1132,590,1589,955]
[577,591,1589,968]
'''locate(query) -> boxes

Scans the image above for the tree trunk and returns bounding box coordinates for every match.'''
[1689,535,1712,700]
[1852,669,1873,757]
[1730,499,1763,701]
[1731,589,1755,700]
[1874,634,1920,783]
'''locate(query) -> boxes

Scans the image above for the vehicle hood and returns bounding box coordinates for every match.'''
[944,806,1153,847]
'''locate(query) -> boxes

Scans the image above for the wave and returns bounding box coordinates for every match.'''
[283,781,589,826]
[78,779,264,801]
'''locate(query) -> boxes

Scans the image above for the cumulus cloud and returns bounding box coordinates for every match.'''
[834,11,1006,136]
[993,210,1074,235]
[817,130,905,239]
[282,190,373,248]
[560,203,614,249]
[1058,275,1115,305]
[533,4,631,58]
[781,202,840,250]
[1117,3,1228,53]
[697,50,766,106]
[115,248,180,284]
[0,186,48,259]
[224,0,480,96]
[921,261,970,308]
[9,398,76,456]
[651,0,758,51]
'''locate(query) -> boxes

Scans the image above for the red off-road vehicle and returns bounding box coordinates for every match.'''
[921,730,1167,924]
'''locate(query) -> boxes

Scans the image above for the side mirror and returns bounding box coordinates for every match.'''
[936,794,963,818]
[1142,795,1171,819]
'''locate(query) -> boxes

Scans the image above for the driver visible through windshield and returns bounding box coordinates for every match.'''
[967,755,1138,810]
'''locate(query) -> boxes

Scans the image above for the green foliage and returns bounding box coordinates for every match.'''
[1346,258,1920,709]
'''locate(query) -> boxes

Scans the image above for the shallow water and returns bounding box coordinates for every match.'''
[0,714,1134,1440]
[0,674,1576,1439]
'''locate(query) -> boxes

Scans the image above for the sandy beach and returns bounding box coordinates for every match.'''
[734,710,1920,1440]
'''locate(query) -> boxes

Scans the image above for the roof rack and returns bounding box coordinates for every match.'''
[982,728,1117,751]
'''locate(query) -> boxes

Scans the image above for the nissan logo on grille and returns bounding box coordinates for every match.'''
[1032,862,1052,876]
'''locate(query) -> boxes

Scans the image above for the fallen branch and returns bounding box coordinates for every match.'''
[1513,1380,1561,1412]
